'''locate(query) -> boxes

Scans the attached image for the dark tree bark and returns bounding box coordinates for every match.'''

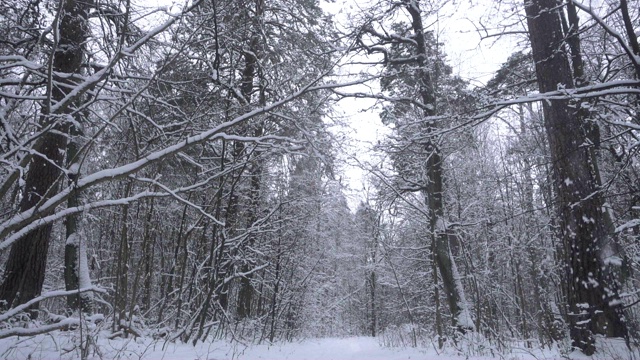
[236,0,265,320]
[403,0,473,334]
[114,181,132,333]
[367,268,376,337]
[524,0,627,354]
[0,0,90,314]
[619,0,640,59]
[236,165,262,319]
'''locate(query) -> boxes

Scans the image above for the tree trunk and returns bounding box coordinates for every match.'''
[524,0,627,354]
[114,181,132,334]
[143,198,156,311]
[236,166,262,319]
[268,249,281,343]
[432,237,444,348]
[64,124,93,313]
[367,266,377,337]
[0,0,90,314]
[403,0,473,333]
[235,0,266,320]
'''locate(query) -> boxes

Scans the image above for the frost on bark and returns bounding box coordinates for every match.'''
[64,232,94,312]
[0,0,90,314]
[524,0,627,354]
[64,119,93,312]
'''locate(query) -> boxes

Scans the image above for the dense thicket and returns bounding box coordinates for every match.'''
[343,0,640,354]
[0,0,351,343]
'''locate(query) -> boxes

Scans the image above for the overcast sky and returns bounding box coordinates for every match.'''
[320,0,520,208]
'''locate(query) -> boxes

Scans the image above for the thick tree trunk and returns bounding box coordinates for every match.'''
[432,238,444,348]
[0,0,89,314]
[524,0,627,354]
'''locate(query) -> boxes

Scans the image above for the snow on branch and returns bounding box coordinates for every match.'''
[331,89,433,112]
[571,1,640,77]
[0,73,375,249]
[0,286,106,323]
[47,0,207,116]
[0,318,81,339]
[132,176,225,227]
[615,219,640,234]
[430,79,640,137]
[0,190,168,251]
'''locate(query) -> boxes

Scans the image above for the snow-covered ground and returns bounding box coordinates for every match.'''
[0,333,635,359]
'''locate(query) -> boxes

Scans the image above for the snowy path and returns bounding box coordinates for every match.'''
[211,337,433,360]
[152,336,634,360]
[0,334,635,359]
[142,337,476,360]
[0,335,496,359]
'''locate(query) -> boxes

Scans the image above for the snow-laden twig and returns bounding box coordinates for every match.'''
[0,72,375,247]
[0,318,82,339]
[615,219,640,233]
[0,191,167,250]
[48,0,207,116]
[571,0,640,77]
[0,286,106,323]
[428,79,640,138]
[132,177,225,227]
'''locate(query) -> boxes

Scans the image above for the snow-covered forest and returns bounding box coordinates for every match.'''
[0,0,639,358]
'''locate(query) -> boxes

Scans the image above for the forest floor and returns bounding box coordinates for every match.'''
[0,333,635,359]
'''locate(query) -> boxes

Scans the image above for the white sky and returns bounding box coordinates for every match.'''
[321,0,520,209]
